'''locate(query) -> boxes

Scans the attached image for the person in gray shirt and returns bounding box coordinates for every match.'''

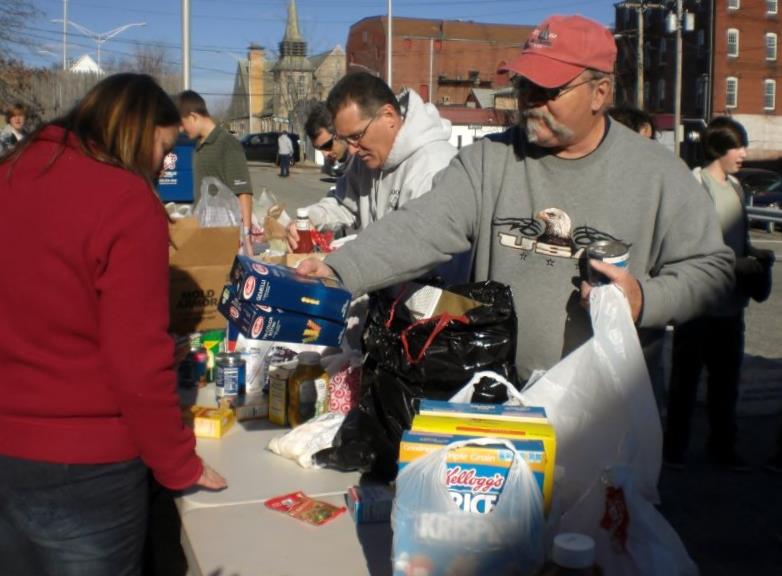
[298,14,734,383]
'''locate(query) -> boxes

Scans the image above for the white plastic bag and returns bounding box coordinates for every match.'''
[558,466,698,576]
[519,285,662,513]
[449,370,526,405]
[267,412,345,468]
[194,177,242,228]
[392,437,545,576]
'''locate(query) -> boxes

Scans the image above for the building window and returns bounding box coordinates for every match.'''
[767,33,778,60]
[657,78,666,105]
[764,79,776,110]
[726,77,738,108]
[728,0,740,9]
[727,29,740,57]
[768,0,778,15]
[362,31,368,44]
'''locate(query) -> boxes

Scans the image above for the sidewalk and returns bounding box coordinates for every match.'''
[658,407,782,575]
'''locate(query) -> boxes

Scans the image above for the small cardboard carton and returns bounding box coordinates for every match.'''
[218,284,346,347]
[418,399,547,422]
[402,282,485,321]
[187,404,235,438]
[230,255,351,322]
[398,431,549,514]
[169,218,239,334]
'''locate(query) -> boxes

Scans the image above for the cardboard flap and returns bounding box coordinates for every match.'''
[169,218,239,266]
[404,283,484,320]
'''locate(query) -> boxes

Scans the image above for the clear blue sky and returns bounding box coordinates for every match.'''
[23,0,616,104]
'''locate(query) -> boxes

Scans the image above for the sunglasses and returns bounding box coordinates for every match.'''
[314,137,334,152]
[336,114,378,147]
[515,77,596,103]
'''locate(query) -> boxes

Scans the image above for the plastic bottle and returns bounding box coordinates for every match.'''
[538,533,601,576]
[293,207,314,254]
[287,351,328,427]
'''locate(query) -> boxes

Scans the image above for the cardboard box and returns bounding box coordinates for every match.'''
[402,282,485,321]
[230,255,351,322]
[410,414,556,513]
[169,218,239,334]
[418,399,547,422]
[344,484,395,523]
[218,285,346,347]
[188,405,235,438]
[399,431,549,514]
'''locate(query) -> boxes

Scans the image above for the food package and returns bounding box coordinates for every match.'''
[187,404,235,438]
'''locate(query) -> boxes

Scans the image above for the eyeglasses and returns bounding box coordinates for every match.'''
[314,137,334,152]
[336,115,378,147]
[516,77,596,103]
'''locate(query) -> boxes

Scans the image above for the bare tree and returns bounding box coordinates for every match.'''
[0,0,39,57]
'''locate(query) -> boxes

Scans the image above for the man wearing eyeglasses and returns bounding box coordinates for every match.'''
[298,15,733,385]
[287,72,457,257]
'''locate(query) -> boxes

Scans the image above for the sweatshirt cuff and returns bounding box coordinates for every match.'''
[636,278,663,328]
[307,205,328,231]
[153,455,203,491]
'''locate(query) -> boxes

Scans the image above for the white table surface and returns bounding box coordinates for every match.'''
[177,385,361,514]
[180,496,394,576]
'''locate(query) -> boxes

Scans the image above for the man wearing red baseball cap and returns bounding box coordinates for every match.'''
[299,14,733,393]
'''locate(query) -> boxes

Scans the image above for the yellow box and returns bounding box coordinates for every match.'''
[411,414,556,513]
[190,405,235,438]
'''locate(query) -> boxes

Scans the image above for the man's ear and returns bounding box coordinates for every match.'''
[591,78,613,113]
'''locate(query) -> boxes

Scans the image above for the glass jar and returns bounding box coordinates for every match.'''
[287,351,328,427]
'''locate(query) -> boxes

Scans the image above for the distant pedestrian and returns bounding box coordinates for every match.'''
[664,116,775,472]
[0,102,28,154]
[277,130,293,177]
[176,90,254,252]
[608,105,656,139]
[0,73,226,576]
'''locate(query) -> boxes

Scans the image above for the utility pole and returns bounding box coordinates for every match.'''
[618,1,665,109]
[182,0,190,90]
[674,0,683,157]
[386,0,393,90]
[62,0,68,71]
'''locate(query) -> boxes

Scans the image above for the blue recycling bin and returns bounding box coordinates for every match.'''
[157,135,195,203]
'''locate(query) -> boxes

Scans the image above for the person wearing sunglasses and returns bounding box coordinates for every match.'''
[287,72,457,261]
[305,103,349,171]
[299,15,733,391]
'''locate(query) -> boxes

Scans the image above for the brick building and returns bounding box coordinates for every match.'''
[615,0,782,160]
[345,17,533,106]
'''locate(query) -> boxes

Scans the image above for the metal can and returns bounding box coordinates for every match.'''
[585,240,629,286]
[215,352,246,402]
[178,345,208,388]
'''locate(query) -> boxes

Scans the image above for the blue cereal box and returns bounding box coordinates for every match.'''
[218,285,345,347]
[398,431,547,515]
[230,255,351,322]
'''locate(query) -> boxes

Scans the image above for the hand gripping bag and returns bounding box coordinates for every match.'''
[392,438,545,576]
[519,285,662,513]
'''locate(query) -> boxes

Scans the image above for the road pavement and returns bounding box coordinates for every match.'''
[244,164,782,575]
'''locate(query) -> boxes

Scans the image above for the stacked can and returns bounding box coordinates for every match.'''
[178,333,208,388]
[215,352,246,404]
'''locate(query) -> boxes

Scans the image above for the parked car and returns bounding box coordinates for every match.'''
[240,132,301,163]
[736,168,782,208]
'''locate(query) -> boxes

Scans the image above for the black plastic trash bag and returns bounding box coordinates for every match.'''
[314,281,518,481]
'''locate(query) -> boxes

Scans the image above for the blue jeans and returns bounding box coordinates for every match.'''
[0,455,148,576]
[279,154,291,176]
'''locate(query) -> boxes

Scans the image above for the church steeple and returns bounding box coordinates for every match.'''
[279,0,307,57]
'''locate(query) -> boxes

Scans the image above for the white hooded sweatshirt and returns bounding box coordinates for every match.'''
[307,89,457,232]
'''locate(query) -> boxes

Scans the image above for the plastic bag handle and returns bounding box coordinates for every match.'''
[400,313,470,365]
[384,283,410,329]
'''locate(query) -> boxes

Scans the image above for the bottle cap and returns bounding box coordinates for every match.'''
[552,533,595,569]
[296,207,310,219]
[297,351,321,366]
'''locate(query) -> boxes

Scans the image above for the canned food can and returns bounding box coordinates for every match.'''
[585,240,629,286]
[215,352,246,402]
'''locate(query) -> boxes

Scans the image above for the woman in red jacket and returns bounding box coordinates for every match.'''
[0,73,226,575]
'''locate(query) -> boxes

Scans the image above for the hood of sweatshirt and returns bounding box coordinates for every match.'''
[383,89,452,172]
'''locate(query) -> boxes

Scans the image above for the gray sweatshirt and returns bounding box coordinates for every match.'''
[325,120,735,380]
[307,89,456,231]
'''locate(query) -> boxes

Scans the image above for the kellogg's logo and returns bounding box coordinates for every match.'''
[445,466,505,494]
[251,263,269,276]
[242,277,256,299]
[251,317,264,338]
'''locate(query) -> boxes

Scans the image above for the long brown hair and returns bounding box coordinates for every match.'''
[2,73,180,186]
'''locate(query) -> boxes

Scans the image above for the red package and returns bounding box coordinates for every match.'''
[328,364,361,414]
[265,491,346,527]
[310,229,334,253]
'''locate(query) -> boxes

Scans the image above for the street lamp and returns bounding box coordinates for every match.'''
[666,0,694,157]
[387,0,393,89]
[52,18,146,73]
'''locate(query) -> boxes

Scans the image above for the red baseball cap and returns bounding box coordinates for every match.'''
[500,15,617,88]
